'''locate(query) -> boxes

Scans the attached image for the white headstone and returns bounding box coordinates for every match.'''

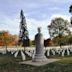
[25,51,32,57]
[21,51,26,60]
[62,49,65,56]
[47,50,50,56]
[51,49,55,55]
[14,51,19,58]
[67,48,70,56]
[11,51,15,54]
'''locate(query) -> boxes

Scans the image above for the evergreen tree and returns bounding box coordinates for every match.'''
[69,5,72,24]
[19,10,29,47]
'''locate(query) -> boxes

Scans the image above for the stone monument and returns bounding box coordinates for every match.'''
[33,27,47,62]
[20,27,60,66]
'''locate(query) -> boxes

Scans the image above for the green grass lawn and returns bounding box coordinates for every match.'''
[0,54,72,72]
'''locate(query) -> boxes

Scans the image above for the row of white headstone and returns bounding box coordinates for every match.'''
[10,50,35,60]
[46,48,71,56]
[11,47,72,60]
[0,46,72,61]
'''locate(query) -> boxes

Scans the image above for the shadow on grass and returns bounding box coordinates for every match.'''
[0,52,72,72]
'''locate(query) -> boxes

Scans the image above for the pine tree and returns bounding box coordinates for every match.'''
[19,10,29,47]
[69,5,72,24]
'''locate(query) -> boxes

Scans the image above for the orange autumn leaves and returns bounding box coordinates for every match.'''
[0,31,18,46]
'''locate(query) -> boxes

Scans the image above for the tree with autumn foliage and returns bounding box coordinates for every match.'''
[0,31,18,47]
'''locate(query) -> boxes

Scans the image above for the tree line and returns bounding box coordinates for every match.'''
[1,9,72,47]
[0,17,72,47]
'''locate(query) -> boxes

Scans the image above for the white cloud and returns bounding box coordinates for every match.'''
[0,14,20,35]
[26,18,50,40]
[50,14,70,22]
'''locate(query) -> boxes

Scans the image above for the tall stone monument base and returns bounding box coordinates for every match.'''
[33,54,47,62]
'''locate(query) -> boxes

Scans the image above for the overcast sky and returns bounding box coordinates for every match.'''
[0,0,72,40]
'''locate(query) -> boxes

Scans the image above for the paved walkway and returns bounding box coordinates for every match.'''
[19,59,60,66]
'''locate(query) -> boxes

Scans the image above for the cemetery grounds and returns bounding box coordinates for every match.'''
[0,46,72,72]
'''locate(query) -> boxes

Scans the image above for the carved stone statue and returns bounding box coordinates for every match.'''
[32,27,47,62]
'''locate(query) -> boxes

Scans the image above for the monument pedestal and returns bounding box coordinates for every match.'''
[33,54,47,62]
